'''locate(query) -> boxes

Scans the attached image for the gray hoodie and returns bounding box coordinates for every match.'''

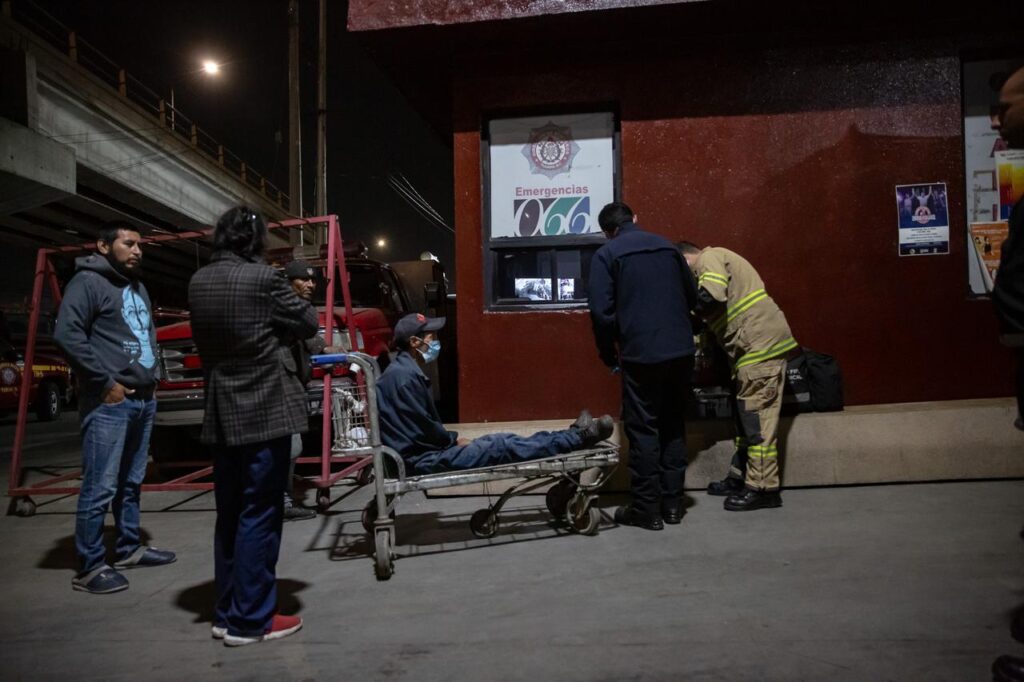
[55,254,160,416]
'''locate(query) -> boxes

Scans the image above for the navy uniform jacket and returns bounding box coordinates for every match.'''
[376,351,457,460]
[587,222,697,367]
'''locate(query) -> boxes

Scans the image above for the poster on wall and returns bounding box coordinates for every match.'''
[895,182,950,256]
[963,59,1024,293]
[969,221,1009,293]
[996,149,1024,219]
[488,112,615,239]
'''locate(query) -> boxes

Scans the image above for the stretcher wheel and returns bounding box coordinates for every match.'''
[374,528,393,581]
[316,490,331,512]
[545,480,575,520]
[7,496,36,517]
[567,496,600,535]
[469,508,499,539]
[361,497,394,533]
[571,505,601,536]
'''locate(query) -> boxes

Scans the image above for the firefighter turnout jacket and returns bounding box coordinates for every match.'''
[691,247,796,369]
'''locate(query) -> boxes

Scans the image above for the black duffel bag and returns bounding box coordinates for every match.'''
[784,348,844,413]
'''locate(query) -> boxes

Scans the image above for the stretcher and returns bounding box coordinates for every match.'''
[311,352,619,581]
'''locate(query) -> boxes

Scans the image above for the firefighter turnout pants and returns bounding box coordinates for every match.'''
[726,357,786,491]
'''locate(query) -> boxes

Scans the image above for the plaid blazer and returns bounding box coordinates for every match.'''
[188,251,318,446]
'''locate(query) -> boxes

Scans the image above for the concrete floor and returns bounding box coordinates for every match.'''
[1,413,1022,681]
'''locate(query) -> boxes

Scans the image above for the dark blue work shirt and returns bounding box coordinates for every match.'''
[376,350,458,461]
[587,222,697,366]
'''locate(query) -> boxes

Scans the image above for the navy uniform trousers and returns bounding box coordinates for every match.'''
[620,355,694,517]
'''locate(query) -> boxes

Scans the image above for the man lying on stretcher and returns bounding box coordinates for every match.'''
[376,313,613,475]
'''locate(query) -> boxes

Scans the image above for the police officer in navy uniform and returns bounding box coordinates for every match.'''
[587,202,698,530]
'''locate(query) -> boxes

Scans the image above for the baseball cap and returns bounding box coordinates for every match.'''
[284,260,316,280]
[394,313,446,346]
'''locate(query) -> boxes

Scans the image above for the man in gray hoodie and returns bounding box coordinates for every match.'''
[55,221,176,595]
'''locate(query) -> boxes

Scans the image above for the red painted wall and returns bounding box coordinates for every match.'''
[452,45,1015,422]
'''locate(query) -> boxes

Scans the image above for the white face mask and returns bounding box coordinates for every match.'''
[417,339,441,364]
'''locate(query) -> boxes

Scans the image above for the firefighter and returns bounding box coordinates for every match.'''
[678,242,797,512]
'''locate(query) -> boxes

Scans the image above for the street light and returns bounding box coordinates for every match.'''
[376,238,387,249]
[170,58,222,130]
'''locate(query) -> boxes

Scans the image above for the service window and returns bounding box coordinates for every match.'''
[482,110,619,310]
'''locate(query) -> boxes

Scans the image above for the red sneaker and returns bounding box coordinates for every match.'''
[223,615,303,647]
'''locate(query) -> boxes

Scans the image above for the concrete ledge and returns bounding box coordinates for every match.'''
[434,398,1024,495]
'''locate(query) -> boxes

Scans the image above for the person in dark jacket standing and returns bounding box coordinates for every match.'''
[988,64,1024,682]
[189,207,318,647]
[55,221,176,594]
[587,202,698,531]
[281,259,324,522]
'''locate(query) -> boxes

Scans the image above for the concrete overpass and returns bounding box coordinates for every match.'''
[0,2,294,303]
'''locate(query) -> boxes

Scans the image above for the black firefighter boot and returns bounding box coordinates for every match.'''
[707,476,744,497]
[724,487,783,512]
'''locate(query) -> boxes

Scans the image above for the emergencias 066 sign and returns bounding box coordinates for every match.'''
[488,112,614,239]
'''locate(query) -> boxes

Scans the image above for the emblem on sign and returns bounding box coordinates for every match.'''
[522,122,579,179]
[0,364,18,386]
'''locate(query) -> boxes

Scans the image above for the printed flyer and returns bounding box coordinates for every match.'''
[969,221,1009,292]
[895,182,950,256]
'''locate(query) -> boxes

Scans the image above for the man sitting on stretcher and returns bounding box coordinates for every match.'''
[376,313,614,475]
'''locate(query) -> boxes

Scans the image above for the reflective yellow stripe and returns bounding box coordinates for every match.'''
[735,337,798,369]
[709,288,767,335]
[734,436,747,447]
[698,272,728,287]
[726,289,767,324]
[748,445,779,458]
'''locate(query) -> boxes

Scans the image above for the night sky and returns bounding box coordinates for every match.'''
[27,0,456,271]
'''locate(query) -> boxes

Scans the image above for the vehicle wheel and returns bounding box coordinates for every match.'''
[316,490,331,512]
[374,528,393,580]
[35,381,61,421]
[545,480,575,521]
[570,504,601,536]
[469,508,499,539]
[7,496,36,517]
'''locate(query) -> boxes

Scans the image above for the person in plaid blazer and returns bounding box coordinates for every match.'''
[188,206,318,647]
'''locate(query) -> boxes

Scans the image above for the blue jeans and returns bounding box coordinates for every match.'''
[409,429,584,474]
[213,436,290,637]
[75,397,156,574]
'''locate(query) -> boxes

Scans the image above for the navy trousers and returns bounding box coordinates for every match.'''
[213,436,290,637]
[620,355,694,516]
[410,429,584,474]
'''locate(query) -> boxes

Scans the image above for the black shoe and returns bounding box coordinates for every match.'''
[284,504,317,522]
[707,477,744,497]
[570,409,594,431]
[724,488,782,512]
[661,500,683,525]
[993,655,1024,682]
[579,415,614,447]
[613,505,664,531]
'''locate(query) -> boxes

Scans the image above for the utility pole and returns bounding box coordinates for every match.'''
[315,0,327,242]
[287,0,302,223]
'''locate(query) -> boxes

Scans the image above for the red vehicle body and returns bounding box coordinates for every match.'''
[0,311,73,421]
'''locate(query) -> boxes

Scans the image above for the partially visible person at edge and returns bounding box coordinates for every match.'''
[281,259,324,522]
[188,206,318,647]
[376,313,614,474]
[679,241,797,512]
[988,64,1024,682]
[54,221,176,595]
[587,201,698,532]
